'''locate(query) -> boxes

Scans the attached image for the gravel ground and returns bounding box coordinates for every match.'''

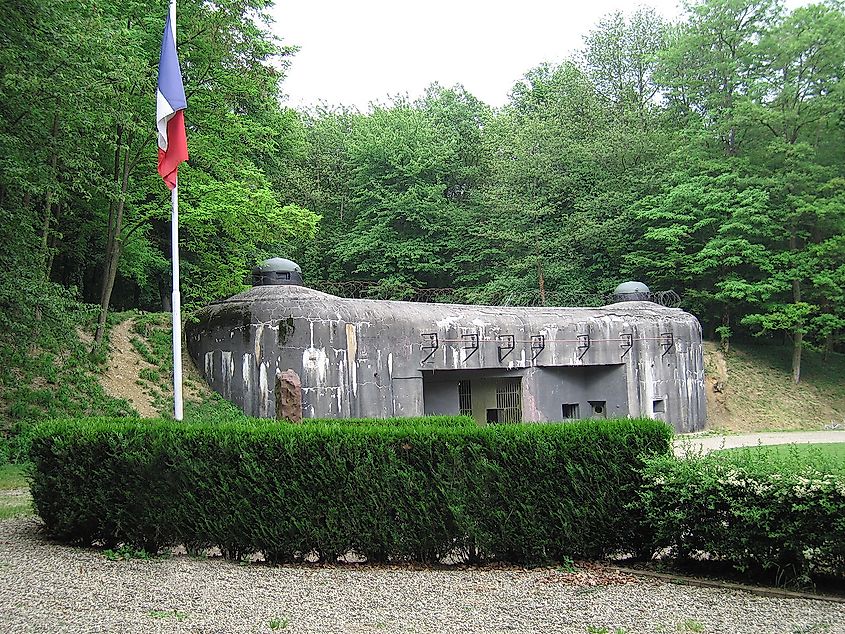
[1,517,842,634]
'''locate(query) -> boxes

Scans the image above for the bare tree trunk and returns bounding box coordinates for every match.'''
[791,289,803,384]
[791,230,802,384]
[45,202,59,281]
[789,229,804,384]
[40,112,60,278]
[537,258,546,307]
[33,112,61,336]
[94,130,131,346]
[792,327,803,385]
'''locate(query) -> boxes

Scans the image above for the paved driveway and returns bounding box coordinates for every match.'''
[673,430,845,456]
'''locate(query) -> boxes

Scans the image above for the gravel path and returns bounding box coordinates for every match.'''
[1,518,842,633]
[674,430,845,456]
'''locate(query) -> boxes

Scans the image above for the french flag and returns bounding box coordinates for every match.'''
[156,0,188,190]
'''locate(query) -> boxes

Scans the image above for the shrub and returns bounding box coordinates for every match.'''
[638,451,845,586]
[0,421,37,465]
[29,416,671,564]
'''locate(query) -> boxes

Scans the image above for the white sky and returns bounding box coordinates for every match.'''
[270,0,812,111]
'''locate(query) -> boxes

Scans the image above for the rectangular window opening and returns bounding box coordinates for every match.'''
[653,399,665,413]
[562,403,580,420]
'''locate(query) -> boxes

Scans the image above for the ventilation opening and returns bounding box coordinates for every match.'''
[562,403,580,420]
[495,378,522,423]
[458,380,472,417]
[588,400,607,418]
[653,398,665,413]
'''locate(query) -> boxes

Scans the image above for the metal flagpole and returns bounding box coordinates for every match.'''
[171,176,184,421]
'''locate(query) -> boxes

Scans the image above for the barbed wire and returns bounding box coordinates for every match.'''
[305,281,683,308]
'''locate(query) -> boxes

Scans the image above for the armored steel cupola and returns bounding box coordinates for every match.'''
[612,281,651,302]
[251,258,303,286]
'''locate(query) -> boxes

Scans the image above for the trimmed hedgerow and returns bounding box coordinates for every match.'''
[29,416,671,564]
[305,415,477,429]
[638,451,845,586]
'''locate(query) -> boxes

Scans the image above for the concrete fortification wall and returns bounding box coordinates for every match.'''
[186,285,706,432]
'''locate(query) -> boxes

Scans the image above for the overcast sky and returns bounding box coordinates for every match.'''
[270,0,811,111]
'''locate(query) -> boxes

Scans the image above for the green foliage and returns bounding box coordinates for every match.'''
[103,545,154,561]
[147,609,187,622]
[305,415,477,429]
[28,416,671,564]
[713,443,845,475]
[0,422,39,465]
[3,0,845,398]
[0,309,135,428]
[269,617,290,630]
[639,449,845,586]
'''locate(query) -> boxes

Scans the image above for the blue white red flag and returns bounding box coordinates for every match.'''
[156,0,188,189]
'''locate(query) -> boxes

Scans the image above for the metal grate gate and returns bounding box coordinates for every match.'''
[495,378,522,423]
[458,380,473,417]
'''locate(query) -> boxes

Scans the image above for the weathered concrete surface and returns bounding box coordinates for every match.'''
[674,430,845,456]
[186,285,707,432]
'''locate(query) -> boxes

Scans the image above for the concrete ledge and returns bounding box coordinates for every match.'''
[610,566,845,604]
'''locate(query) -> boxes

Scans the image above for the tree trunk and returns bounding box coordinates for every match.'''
[93,240,122,344]
[537,256,546,307]
[45,202,59,281]
[790,232,803,384]
[93,133,131,346]
[159,275,172,312]
[792,329,803,385]
[823,332,833,361]
[40,112,60,279]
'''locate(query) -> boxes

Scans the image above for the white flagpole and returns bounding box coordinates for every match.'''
[171,176,184,421]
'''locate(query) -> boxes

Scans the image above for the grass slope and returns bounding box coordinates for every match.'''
[124,312,244,421]
[0,463,31,519]
[0,311,134,427]
[704,342,845,432]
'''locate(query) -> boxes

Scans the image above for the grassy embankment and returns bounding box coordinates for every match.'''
[703,341,845,432]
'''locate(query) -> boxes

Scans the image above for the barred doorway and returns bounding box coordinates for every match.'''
[422,370,523,425]
[493,378,522,423]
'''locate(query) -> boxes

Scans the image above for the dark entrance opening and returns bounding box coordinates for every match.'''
[422,369,523,425]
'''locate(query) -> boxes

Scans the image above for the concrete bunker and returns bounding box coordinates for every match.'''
[186,262,707,432]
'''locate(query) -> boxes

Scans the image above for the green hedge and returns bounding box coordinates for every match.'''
[29,416,671,564]
[639,452,845,585]
[305,415,477,429]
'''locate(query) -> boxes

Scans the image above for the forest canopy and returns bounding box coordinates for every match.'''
[1,0,843,383]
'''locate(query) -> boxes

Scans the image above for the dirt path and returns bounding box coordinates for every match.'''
[675,430,845,456]
[100,319,159,418]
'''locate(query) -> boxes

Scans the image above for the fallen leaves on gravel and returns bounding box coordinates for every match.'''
[536,561,642,586]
